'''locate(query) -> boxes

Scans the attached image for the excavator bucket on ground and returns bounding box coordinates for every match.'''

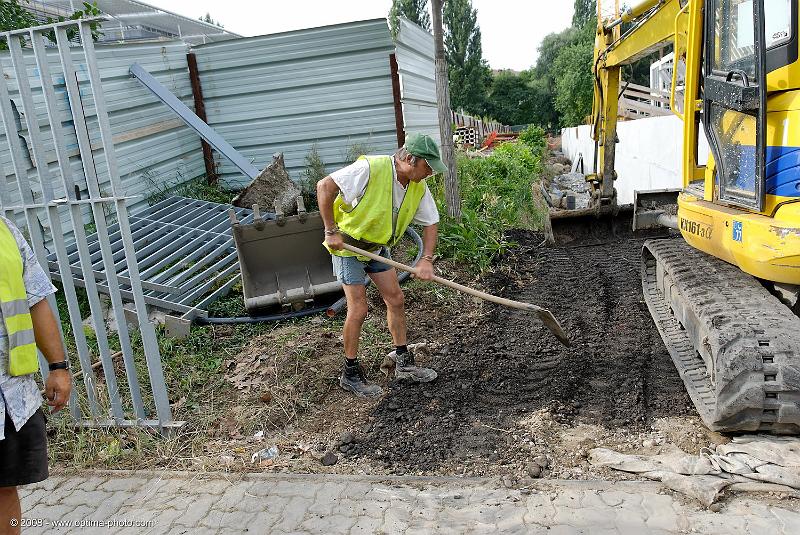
[229,199,341,314]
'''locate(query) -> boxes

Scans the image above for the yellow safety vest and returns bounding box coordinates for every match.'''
[326,155,426,259]
[0,219,38,376]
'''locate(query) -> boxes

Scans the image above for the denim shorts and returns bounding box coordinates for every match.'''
[331,247,393,285]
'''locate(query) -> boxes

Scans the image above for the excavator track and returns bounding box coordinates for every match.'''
[642,239,800,434]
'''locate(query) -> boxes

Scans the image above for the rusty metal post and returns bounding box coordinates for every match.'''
[187,52,217,185]
[389,53,405,148]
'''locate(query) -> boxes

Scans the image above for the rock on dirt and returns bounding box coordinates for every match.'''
[232,152,301,214]
[526,463,542,478]
[321,452,338,466]
[533,455,550,469]
[338,431,355,446]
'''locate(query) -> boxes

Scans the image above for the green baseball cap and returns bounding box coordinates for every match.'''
[404,133,448,175]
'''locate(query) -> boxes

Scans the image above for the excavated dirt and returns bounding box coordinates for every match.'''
[344,229,695,478]
[169,228,712,483]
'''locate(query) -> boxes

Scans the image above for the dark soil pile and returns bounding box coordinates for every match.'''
[349,230,693,474]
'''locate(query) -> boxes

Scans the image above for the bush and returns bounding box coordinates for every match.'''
[430,132,547,271]
[518,124,547,154]
[299,143,326,211]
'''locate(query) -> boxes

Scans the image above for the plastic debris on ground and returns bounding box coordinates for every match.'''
[589,435,800,505]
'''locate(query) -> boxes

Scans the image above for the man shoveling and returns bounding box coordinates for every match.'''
[317,133,446,398]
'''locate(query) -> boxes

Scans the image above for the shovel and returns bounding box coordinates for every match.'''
[342,244,571,347]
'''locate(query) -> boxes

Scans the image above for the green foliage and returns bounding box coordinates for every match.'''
[431,133,547,271]
[512,0,597,130]
[572,0,597,28]
[553,24,595,127]
[299,142,326,211]
[143,167,235,206]
[0,0,35,49]
[443,0,491,116]
[44,2,103,44]
[199,12,224,28]
[518,124,547,154]
[0,1,103,48]
[484,71,537,126]
[0,0,35,30]
[389,0,430,38]
[341,139,375,164]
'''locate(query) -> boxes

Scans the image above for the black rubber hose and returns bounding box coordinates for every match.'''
[195,305,330,325]
[326,226,424,317]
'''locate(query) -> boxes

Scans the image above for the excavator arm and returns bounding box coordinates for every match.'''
[590,0,695,207]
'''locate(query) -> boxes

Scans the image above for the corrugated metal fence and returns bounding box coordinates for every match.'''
[0,40,204,220]
[2,17,509,202]
[193,19,402,188]
[395,18,440,144]
[2,18,513,211]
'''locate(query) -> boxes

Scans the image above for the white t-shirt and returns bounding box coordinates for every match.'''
[329,158,440,227]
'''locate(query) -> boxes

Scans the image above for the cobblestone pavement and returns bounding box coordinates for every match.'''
[16,471,800,534]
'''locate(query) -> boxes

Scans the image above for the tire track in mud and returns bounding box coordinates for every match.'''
[351,230,692,473]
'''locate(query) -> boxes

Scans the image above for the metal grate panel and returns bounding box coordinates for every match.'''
[49,195,254,318]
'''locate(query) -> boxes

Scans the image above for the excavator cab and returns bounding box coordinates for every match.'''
[702,0,770,210]
[701,0,796,212]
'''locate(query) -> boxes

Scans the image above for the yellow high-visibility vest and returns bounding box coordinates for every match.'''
[326,155,426,259]
[0,219,38,376]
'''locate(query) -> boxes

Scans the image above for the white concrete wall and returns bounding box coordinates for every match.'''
[561,115,709,205]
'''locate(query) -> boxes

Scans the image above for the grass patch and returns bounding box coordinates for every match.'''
[48,320,273,469]
[145,174,237,206]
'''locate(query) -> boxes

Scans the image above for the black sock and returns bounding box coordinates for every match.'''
[395,345,408,355]
[345,357,358,367]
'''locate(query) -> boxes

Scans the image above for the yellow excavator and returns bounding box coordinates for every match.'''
[589,0,800,433]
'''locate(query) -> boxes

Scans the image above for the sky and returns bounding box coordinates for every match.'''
[150,1,575,72]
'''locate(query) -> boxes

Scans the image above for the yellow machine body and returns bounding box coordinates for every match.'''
[591,0,800,433]
[593,0,800,286]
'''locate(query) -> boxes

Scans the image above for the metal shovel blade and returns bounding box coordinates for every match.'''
[529,306,571,347]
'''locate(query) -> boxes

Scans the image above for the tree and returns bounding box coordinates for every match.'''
[431,0,460,220]
[526,75,561,130]
[1,1,102,48]
[0,0,36,49]
[572,0,597,28]
[443,0,491,116]
[552,24,595,126]
[389,0,430,37]
[199,13,224,28]
[485,71,537,126]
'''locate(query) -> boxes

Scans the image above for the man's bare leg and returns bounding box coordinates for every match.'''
[0,486,21,535]
[368,268,406,346]
[369,269,437,382]
[342,283,369,358]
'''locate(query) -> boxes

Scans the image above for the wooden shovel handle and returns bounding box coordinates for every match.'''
[341,244,570,346]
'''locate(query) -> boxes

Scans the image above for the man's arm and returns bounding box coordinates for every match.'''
[30,300,71,413]
[316,176,344,250]
[415,223,438,281]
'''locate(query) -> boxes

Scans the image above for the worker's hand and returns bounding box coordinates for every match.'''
[45,368,72,413]
[415,258,434,281]
[325,232,344,250]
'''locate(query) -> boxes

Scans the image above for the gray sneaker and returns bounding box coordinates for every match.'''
[381,349,438,382]
[340,363,384,398]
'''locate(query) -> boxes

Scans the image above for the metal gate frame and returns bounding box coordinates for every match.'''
[0,19,181,432]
